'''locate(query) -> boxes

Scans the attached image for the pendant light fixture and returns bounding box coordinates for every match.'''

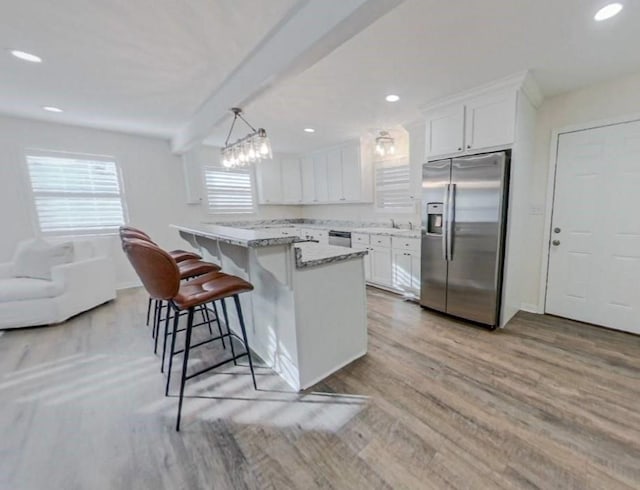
[375,131,396,157]
[220,108,272,168]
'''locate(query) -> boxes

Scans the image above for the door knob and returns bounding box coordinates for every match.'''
[552,240,560,246]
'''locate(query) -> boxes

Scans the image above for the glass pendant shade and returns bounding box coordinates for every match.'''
[220,108,272,169]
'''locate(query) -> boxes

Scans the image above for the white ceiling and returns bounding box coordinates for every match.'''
[0,0,297,136]
[2,0,640,152]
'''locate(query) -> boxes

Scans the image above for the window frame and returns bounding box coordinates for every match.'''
[23,148,129,237]
[374,157,414,214]
[202,164,257,216]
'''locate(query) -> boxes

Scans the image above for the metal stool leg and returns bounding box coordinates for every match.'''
[201,305,214,336]
[153,300,163,354]
[160,304,172,373]
[146,297,152,326]
[234,295,257,390]
[165,306,180,396]
[176,308,195,431]
[220,299,237,366]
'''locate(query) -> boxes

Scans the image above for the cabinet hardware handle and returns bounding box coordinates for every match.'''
[467,145,471,149]
[457,147,462,151]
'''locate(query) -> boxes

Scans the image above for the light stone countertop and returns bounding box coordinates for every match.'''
[171,223,299,248]
[293,242,367,269]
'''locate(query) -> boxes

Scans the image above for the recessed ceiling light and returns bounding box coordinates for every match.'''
[304,128,315,133]
[385,94,400,102]
[42,106,63,113]
[10,50,42,63]
[594,3,623,21]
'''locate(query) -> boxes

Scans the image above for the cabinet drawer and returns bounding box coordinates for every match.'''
[370,235,391,248]
[352,233,370,245]
[392,237,420,252]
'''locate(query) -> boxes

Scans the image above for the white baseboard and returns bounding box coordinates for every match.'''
[116,281,141,291]
[520,303,542,314]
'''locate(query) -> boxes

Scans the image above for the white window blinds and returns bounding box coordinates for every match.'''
[375,160,413,212]
[204,166,255,214]
[25,152,126,235]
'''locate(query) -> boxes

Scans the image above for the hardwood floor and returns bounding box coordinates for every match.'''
[1,286,639,489]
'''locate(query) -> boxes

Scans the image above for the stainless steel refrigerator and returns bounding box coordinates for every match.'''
[420,151,509,328]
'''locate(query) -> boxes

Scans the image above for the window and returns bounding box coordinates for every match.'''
[25,151,126,235]
[375,159,413,213]
[203,166,255,214]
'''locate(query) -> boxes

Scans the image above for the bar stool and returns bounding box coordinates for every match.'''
[122,238,257,431]
[119,230,224,354]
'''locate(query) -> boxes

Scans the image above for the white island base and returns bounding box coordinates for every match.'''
[173,225,368,391]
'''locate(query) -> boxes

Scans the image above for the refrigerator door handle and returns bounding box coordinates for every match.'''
[447,183,456,261]
[442,184,450,261]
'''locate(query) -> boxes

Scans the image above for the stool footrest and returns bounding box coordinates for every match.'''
[185,352,250,381]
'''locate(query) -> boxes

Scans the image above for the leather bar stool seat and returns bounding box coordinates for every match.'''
[174,273,253,310]
[178,259,221,280]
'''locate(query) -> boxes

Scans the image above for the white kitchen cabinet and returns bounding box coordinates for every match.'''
[301,156,315,203]
[281,157,302,203]
[370,245,392,286]
[425,105,465,158]
[326,148,343,202]
[464,90,516,152]
[352,243,372,281]
[341,143,362,202]
[256,158,282,204]
[313,154,329,203]
[392,249,421,294]
[425,87,518,160]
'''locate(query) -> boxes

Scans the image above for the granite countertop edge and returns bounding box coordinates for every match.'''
[294,247,368,269]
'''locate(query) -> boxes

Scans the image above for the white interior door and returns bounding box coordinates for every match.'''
[546,120,640,334]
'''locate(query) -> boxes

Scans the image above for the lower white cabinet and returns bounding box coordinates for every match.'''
[370,245,392,286]
[352,243,372,281]
[392,249,421,294]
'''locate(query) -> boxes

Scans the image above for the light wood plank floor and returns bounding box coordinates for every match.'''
[1,287,639,489]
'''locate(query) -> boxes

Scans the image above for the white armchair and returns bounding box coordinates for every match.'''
[0,240,116,329]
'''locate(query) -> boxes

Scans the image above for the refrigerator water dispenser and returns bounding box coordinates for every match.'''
[426,203,444,235]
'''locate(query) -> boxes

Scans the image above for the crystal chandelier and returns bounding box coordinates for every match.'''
[375,131,396,157]
[220,108,272,168]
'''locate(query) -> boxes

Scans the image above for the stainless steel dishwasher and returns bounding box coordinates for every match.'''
[328,230,352,247]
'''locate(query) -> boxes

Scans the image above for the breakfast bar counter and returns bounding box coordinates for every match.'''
[171,223,368,391]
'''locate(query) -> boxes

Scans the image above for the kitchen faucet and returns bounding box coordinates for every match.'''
[408,221,414,230]
[390,218,397,229]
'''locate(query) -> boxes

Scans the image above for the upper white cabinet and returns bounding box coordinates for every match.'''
[256,158,283,204]
[424,87,518,160]
[257,141,372,205]
[281,157,302,204]
[464,90,516,152]
[425,105,465,157]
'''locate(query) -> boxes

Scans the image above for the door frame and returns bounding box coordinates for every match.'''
[538,112,640,314]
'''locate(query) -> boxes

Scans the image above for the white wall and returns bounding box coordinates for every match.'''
[523,70,640,309]
[0,115,300,288]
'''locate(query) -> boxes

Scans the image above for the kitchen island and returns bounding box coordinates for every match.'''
[171,223,368,391]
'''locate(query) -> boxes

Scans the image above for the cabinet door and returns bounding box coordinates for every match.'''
[313,153,329,203]
[341,143,362,202]
[370,245,392,286]
[464,91,516,151]
[257,158,282,203]
[326,148,343,202]
[301,156,315,203]
[392,250,412,291]
[410,251,421,293]
[352,244,371,281]
[425,105,465,158]
[281,157,302,203]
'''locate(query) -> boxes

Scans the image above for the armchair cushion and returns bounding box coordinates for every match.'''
[12,239,74,280]
[0,278,64,302]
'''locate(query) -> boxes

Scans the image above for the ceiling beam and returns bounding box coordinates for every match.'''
[171,0,404,153]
